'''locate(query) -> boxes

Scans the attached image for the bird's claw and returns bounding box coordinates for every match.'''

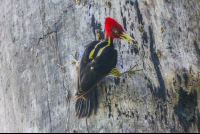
[69,53,81,72]
[70,52,79,65]
[127,64,142,77]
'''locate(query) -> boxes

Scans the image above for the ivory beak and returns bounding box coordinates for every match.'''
[119,33,135,44]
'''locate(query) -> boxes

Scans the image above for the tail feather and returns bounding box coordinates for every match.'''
[76,98,82,117]
[79,99,85,119]
[84,98,89,117]
[87,98,92,118]
[93,89,98,115]
[87,94,93,117]
[75,88,98,119]
[75,98,80,113]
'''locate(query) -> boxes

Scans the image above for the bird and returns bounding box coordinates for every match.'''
[75,17,141,119]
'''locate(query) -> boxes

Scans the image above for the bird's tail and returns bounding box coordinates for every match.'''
[75,87,98,119]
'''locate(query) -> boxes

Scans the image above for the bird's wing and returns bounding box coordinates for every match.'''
[76,45,117,98]
[76,41,100,92]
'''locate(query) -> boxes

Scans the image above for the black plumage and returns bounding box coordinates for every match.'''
[75,38,117,119]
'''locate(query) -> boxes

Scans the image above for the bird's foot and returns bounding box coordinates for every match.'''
[70,52,79,63]
[125,64,143,77]
[70,52,81,71]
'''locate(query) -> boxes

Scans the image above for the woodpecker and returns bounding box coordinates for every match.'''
[75,17,141,119]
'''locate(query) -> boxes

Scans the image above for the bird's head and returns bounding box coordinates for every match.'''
[104,17,135,43]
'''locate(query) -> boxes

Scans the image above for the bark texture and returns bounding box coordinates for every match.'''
[0,0,200,133]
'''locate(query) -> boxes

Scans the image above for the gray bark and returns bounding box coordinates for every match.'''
[0,0,200,133]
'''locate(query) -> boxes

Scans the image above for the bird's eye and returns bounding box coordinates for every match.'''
[113,29,119,34]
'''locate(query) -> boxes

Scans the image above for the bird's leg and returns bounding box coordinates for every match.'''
[53,45,66,73]
[108,65,142,77]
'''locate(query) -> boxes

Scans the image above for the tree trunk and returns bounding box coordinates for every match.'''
[0,0,199,133]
